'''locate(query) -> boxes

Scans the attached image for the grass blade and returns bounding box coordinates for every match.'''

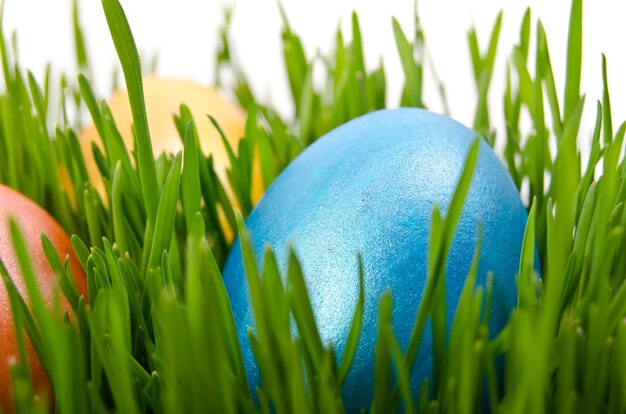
[101,0,159,222]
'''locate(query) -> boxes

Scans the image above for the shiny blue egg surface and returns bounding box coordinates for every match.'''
[222,108,528,411]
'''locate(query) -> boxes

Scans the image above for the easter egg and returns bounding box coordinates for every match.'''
[77,76,263,240]
[222,108,529,410]
[0,184,87,412]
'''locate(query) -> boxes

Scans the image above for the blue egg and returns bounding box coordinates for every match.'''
[223,108,529,410]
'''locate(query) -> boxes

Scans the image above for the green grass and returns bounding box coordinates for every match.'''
[0,0,625,412]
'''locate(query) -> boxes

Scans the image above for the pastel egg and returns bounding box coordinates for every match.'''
[222,108,529,410]
[76,76,263,240]
[0,184,87,412]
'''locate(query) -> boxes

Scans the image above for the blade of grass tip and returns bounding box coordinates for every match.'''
[443,138,480,248]
[349,13,368,116]
[278,1,308,114]
[338,255,365,386]
[173,103,193,143]
[518,197,537,306]
[208,114,252,213]
[413,0,446,114]
[27,70,48,126]
[251,108,278,188]
[196,156,222,226]
[242,103,258,154]
[103,239,131,346]
[78,73,105,142]
[484,12,503,80]
[83,187,107,249]
[467,27,482,83]
[59,74,71,128]
[73,0,90,74]
[351,12,366,76]
[66,127,89,188]
[472,12,502,144]
[602,54,613,144]
[537,21,563,139]
[101,0,159,222]
[71,234,91,271]
[181,121,201,231]
[0,3,16,98]
[147,152,182,270]
[90,132,112,188]
[41,234,80,313]
[519,8,531,61]
[393,17,422,108]
[576,102,602,218]
[43,63,51,118]
[84,257,99,314]
[235,130,253,196]
[102,112,141,194]
[343,37,363,122]
[214,7,232,85]
[530,61,547,210]
[111,161,132,257]
[503,65,522,187]
[332,26,346,91]
[563,0,582,123]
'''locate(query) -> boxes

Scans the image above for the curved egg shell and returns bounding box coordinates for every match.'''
[77,76,263,240]
[0,184,87,412]
[222,108,529,410]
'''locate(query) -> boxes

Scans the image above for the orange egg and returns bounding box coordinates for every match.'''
[0,184,87,412]
[78,76,264,240]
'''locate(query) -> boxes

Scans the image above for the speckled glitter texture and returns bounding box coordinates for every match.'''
[222,108,529,411]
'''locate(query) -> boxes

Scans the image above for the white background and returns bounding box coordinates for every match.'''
[4,0,626,146]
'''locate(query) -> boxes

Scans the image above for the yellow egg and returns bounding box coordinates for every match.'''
[77,76,264,241]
